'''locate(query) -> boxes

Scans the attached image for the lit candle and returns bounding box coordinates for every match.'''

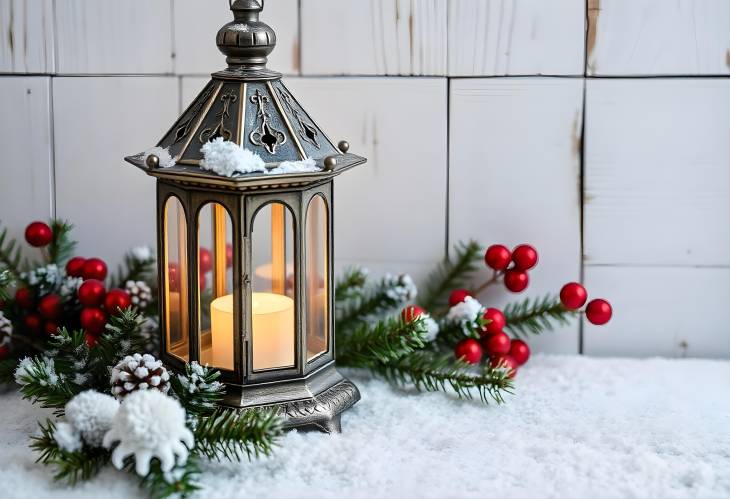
[210,292,295,371]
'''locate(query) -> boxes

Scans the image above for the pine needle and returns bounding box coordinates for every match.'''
[194,407,282,462]
[46,220,76,265]
[504,294,578,338]
[417,240,483,313]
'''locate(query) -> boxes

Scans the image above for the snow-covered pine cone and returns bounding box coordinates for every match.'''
[111,353,170,400]
[125,280,152,310]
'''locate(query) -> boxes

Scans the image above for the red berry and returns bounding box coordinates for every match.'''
[511,244,539,271]
[586,299,612,326]
[38,294,63,320]
[481,308,506,335]
[509,339,530,365]
[82,258,108,281]
[199,248,213,274]
[25,221,53,247]
[484,244,512,271]
[80,307,107,335]
[504,270,529,293]
[14,288,35,309]
[226,244,234,268]
[65,257,87,277]
[401,305,426,323]
[168,263,180,292]
[78,279,107,307]
[84,333,98,348]
[44,321,59,336]
[448,289,471,307]
[0,344,9,360]
[454,338,483,365]
[24,313,43,334]
[482,331,511,356]
[560,282,588,310]
[104,289,132,314]
[490,355,518,378]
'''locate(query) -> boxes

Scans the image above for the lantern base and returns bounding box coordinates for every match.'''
[219,364,360,434]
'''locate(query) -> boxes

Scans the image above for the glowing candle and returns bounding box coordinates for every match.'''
[210,292,295,371]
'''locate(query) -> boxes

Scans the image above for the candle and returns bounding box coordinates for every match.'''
[210,292,295,371]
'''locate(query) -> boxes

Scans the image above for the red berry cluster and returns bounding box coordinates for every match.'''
[485,244,539,293]
[559,282,613,325]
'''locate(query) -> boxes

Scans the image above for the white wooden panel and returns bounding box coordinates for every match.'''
[173,0,299,75]
[300,0,447,76]
[0,77,53,260]
[448,0,585,76]
[588,0,730,76]
[53,77,179,270]
[55,0,173,74]
[449,78,584,354]
[0,0,54,73]
[584,266,730,358]
[584,79,730,267]
[284,77,448,284]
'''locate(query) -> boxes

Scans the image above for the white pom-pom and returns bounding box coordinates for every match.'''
[53,422,83,452]
[200,137,266,177]
[65,390,120,447]
[143,147,175,168]
[103,390,194,477]
[423,316,440,342]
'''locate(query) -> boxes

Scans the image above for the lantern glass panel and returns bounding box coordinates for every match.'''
[198,203,234,371]
[164,196,189,362]
[251,202,296,371]
[305,195,329,361]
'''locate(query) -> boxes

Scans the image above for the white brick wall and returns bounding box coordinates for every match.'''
[1,0,728,357]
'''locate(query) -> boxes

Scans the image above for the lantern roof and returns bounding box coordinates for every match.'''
[125,0,366,190]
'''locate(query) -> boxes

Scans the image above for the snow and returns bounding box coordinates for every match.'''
[142,147,175,168]
[266,158,320,175]
[1,355,729,498]
[200,138,265,176]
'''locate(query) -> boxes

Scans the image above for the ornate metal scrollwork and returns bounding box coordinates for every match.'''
[173,84,216,144]
[276,87,321,149]
[249,89,286,154]
[200,91,238,143]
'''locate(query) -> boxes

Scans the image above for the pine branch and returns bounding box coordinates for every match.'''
[140,457,201,499]
[0,357,16,384]
[46,220,76,265]
[31,420,110,485]
[112,248,156,289]
[334,267,369,303]
[372,351,514,405]
[336,274,416,334]
[89,309,148,384]
[504,294,578,338]
[16,357,82,414]
[44,328,93,387]
[0,268,13,300]
[417,240,483,313]
[0,224,30,278]
[194,407,282,462]
[336,317,428,367]
[170,362,225,418]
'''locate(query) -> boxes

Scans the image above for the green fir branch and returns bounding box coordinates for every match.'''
[334,267,369,302]
[336,317,428,367]
[0,268,14,300]
[336,275,415,334]
[372,351,514,405]
[417,240,483,313]
[0,224,30,279]
[112,248,156,289]
[16,357,82,413]
[31,420,110,485]
[170,362,225,418]
[140,458,201,499]
[46,220,76,266]
[504,294,578,338]
[90,309,148,383]
[194,407,282,463]
[0,357,16,384]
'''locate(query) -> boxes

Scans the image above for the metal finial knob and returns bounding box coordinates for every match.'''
[217,0,275,67]
[338,140,350,154]
[323,156,338,171]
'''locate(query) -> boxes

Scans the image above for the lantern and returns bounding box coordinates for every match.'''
[124,0,366,433]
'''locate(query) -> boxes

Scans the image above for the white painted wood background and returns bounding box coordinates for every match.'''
[1,0,729,358]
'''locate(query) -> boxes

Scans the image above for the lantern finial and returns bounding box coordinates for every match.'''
[217,0,276,68]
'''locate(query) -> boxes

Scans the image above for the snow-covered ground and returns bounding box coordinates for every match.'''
[1,355,729,499]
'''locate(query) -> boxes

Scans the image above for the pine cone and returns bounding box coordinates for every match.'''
[111,353,170,400]
[125,280,152,310]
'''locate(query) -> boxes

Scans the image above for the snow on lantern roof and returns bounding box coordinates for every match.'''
[125,0,366,189]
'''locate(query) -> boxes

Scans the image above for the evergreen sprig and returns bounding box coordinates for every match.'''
[0,357,16,384]
[417,240,483,312]
[112,248,156,289]
[140,458,201,499]
[336,317,428,367]
[336,274,416,334]
[170,362,225,418]
[0,268,13,300]
[0,223,30,279]
[334,267,369,302]
[194,407,282,462]
[31,420,110,485]
[46,220,76,265]
[15,357,82,413]
[91,309,148,377]
[372,351,514,405]
[504,294,578,338]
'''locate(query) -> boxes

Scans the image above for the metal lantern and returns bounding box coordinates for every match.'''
[124,0,366,433]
